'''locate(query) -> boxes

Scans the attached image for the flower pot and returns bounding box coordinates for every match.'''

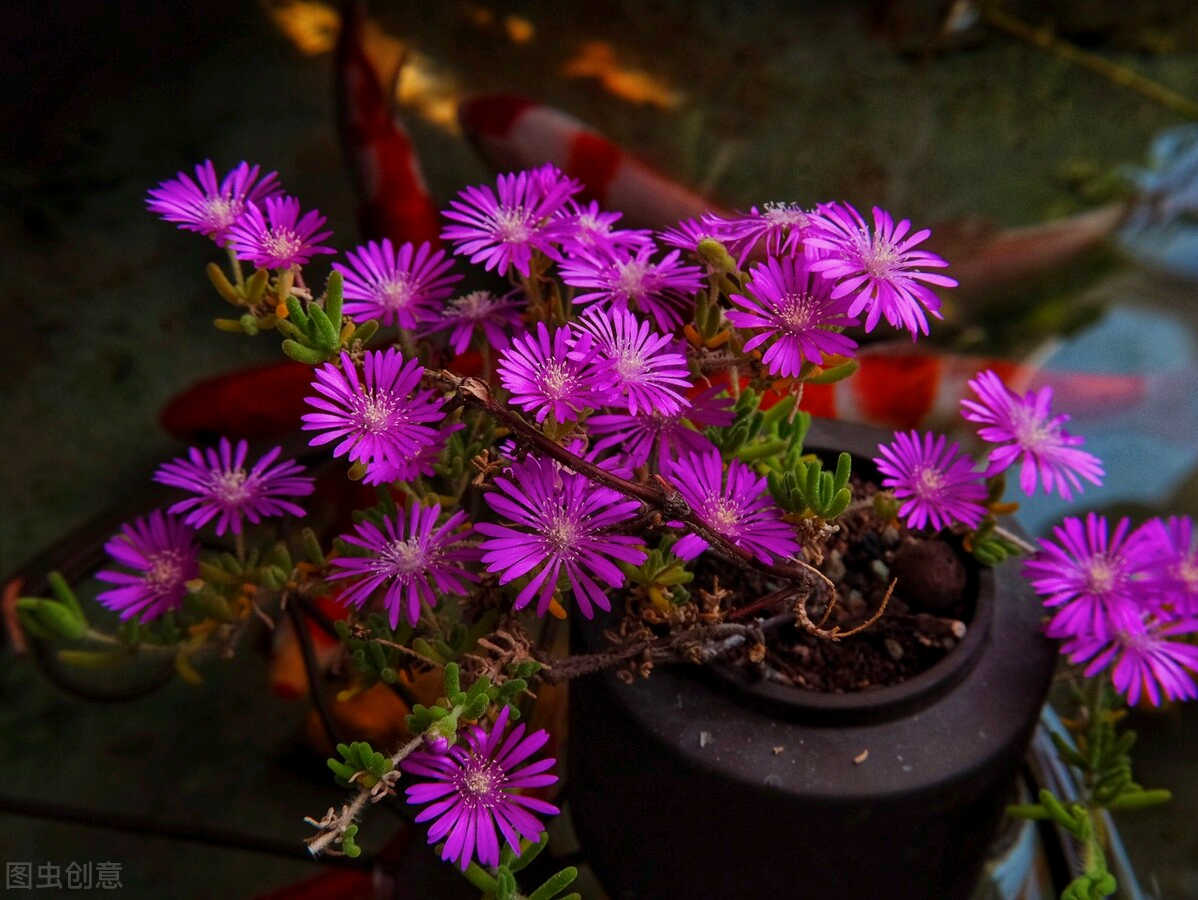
[567,418,1058,900]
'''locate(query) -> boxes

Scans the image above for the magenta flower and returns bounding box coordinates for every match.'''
[96,511,200,621]
[657,217,720,255]
[402,705,559,871]
[727,255,860,377]
[1064,622,1198,707]
[154,438,314,536]
[557,199,654,258]
[805,202,956,337]
[495,321,615,424]
[302,349,446,481]
[873,430,988,532]
[703,203,814,267]
[358,421,462,487]
[225,195,335,269]
[663,449,800,565]
[572,306,692,416]
[588,382,734,469]
[476,454,647,618]
[334,239,461,329]
[1024,513,1149,640]
[558,243,705,332]
[441,169,579,277]
[961,369,1104,501]
[1133,516,1198,617]
[419,290,525,355]
[329,504,479,629]
[146,160,282,245]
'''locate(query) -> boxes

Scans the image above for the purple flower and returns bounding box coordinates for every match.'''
[588,382,734,469]
[572,306,692,416]
[302,349,446,481]
[154,438,314,536]
[727,255,860,378]
[1133,516,1198,617]
[441,169,579,277]
[556,198,654,257]
[225,195,335,269]
[402,705,559,871]
[657,217,719,255]
[146,160,282,245]
[1024,513,1149,640]
[1064,622,1198,707]
[961,369,1104,501]
[558,243,705,332]
[873,431,988,532]
[419,290,525,356]
[96,511,200,621]
[495,321,615,424]
[358,422,463,487]
[329,504,479,629]
[334,239,461,329]
[476,454,647,618]
[703,203,814,267]
[805,202,956,337]
[663,449,800,565]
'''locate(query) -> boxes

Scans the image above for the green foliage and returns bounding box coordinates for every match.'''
[327,741,393,789]
[16,572,88,640]
[405,662,539,749]
[338,823,363,859]
[1009,685,1173,900]
[769,451,852,521]
[278,271,364,364]
[620,539,693,606]
[459,833,579,900]
[967,520,1024,566]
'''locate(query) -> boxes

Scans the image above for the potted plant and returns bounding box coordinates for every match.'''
[13,160,1197,900]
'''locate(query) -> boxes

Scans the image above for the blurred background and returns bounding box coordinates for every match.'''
[2,0,1197,896]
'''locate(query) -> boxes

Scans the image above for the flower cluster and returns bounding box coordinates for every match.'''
[1026,514,1198,706]
[94,159,1198,878]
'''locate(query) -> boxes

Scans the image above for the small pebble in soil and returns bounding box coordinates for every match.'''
[892,538,968,617]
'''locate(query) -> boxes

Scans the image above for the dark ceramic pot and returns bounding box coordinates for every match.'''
[568,419,1058,900]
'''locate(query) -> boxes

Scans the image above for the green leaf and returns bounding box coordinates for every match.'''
[325,270,344,324]
[245,267,269,304]
[527,867,579,900]
[282,339,331,365]
[804,359,859,385]
[206,262,242,303]
[1106,788,1171,810]
[507,832,549,873]
[1037,789,1081,834]
[443,662,461,698]
[495,866,519,900]
[16,597,87,640]
[309,304,339,350]
[354,318,380,345]
[286,294,309,330]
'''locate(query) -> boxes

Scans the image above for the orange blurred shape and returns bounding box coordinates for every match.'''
[261,0,341,56]
[462,3,536,43]
[561,40,682,109]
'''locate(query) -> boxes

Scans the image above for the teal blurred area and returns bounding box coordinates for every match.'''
[1,1,1197,897]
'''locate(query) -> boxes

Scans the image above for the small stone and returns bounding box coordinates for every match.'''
[870,559,890,581]
[892,538,968,616]
[884,638,904,661]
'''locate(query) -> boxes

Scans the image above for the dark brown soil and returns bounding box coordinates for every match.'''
[726,479,974,694]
